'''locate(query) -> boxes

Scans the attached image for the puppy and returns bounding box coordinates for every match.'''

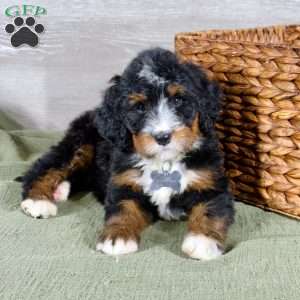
[20,48,234,260]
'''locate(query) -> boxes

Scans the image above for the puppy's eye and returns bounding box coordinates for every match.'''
[174,97,183,107]
[135,102,145,113]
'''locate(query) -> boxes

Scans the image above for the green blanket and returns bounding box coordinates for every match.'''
[1,115,300,300]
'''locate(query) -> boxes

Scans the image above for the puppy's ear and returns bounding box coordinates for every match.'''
[94,76,132,151]
[181,62,222,135]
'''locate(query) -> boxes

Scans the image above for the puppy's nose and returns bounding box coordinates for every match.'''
[154,132,171,146]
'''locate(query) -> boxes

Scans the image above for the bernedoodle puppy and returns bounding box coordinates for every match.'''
[19,48,234,260]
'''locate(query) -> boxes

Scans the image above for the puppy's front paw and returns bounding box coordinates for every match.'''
[96,238,138,256]
[182,233,223,260]
[21,199,57,219]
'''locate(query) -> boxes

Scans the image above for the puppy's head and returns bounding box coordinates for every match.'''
[95,48,221,160]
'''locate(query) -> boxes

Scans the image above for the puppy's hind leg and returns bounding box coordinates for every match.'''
[21,111,98,218]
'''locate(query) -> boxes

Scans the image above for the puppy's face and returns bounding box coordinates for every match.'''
[124,80,201,160]
[95,48,221,159]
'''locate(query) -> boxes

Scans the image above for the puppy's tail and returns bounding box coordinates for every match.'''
[14,176,23,182]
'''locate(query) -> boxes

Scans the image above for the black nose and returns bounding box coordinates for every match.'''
[154,132,171,145]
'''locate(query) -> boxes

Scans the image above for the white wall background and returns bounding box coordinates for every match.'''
[0,0,300,130]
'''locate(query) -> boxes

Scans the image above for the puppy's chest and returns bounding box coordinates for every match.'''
[136,159,196,220]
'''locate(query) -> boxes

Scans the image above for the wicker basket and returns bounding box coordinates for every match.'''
[175,25,300,219]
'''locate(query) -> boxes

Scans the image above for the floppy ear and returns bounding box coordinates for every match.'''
[181,62,222,135]
[94,76,132,151]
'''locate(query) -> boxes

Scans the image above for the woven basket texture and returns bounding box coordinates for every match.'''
[175,25,300,219]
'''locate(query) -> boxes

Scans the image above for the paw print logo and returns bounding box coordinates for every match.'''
[5,17,44,47]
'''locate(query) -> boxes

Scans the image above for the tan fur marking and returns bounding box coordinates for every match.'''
[100,200,150,242]
[132,133,157,157]
[172,114,201,151]
[28,169,67,200]
[188,203,228,245]
[68,144,94,171]
[28,144,94,200]
[167,83,185,96]
[128,93,147,103]
[112,169,142,192]
[187,169,215,192]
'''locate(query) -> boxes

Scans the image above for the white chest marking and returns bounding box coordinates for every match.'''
[135,158,200,220]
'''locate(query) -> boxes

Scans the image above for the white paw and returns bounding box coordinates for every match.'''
[21,199,57,219]
[96,238,138,256]
[182,233,223,260]
[53,181,71,202]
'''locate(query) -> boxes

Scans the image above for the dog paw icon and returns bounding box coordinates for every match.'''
[5,17,44,47]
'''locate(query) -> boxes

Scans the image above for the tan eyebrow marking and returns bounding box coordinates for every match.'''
[167,83,185,96]
[128,93,147,103]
